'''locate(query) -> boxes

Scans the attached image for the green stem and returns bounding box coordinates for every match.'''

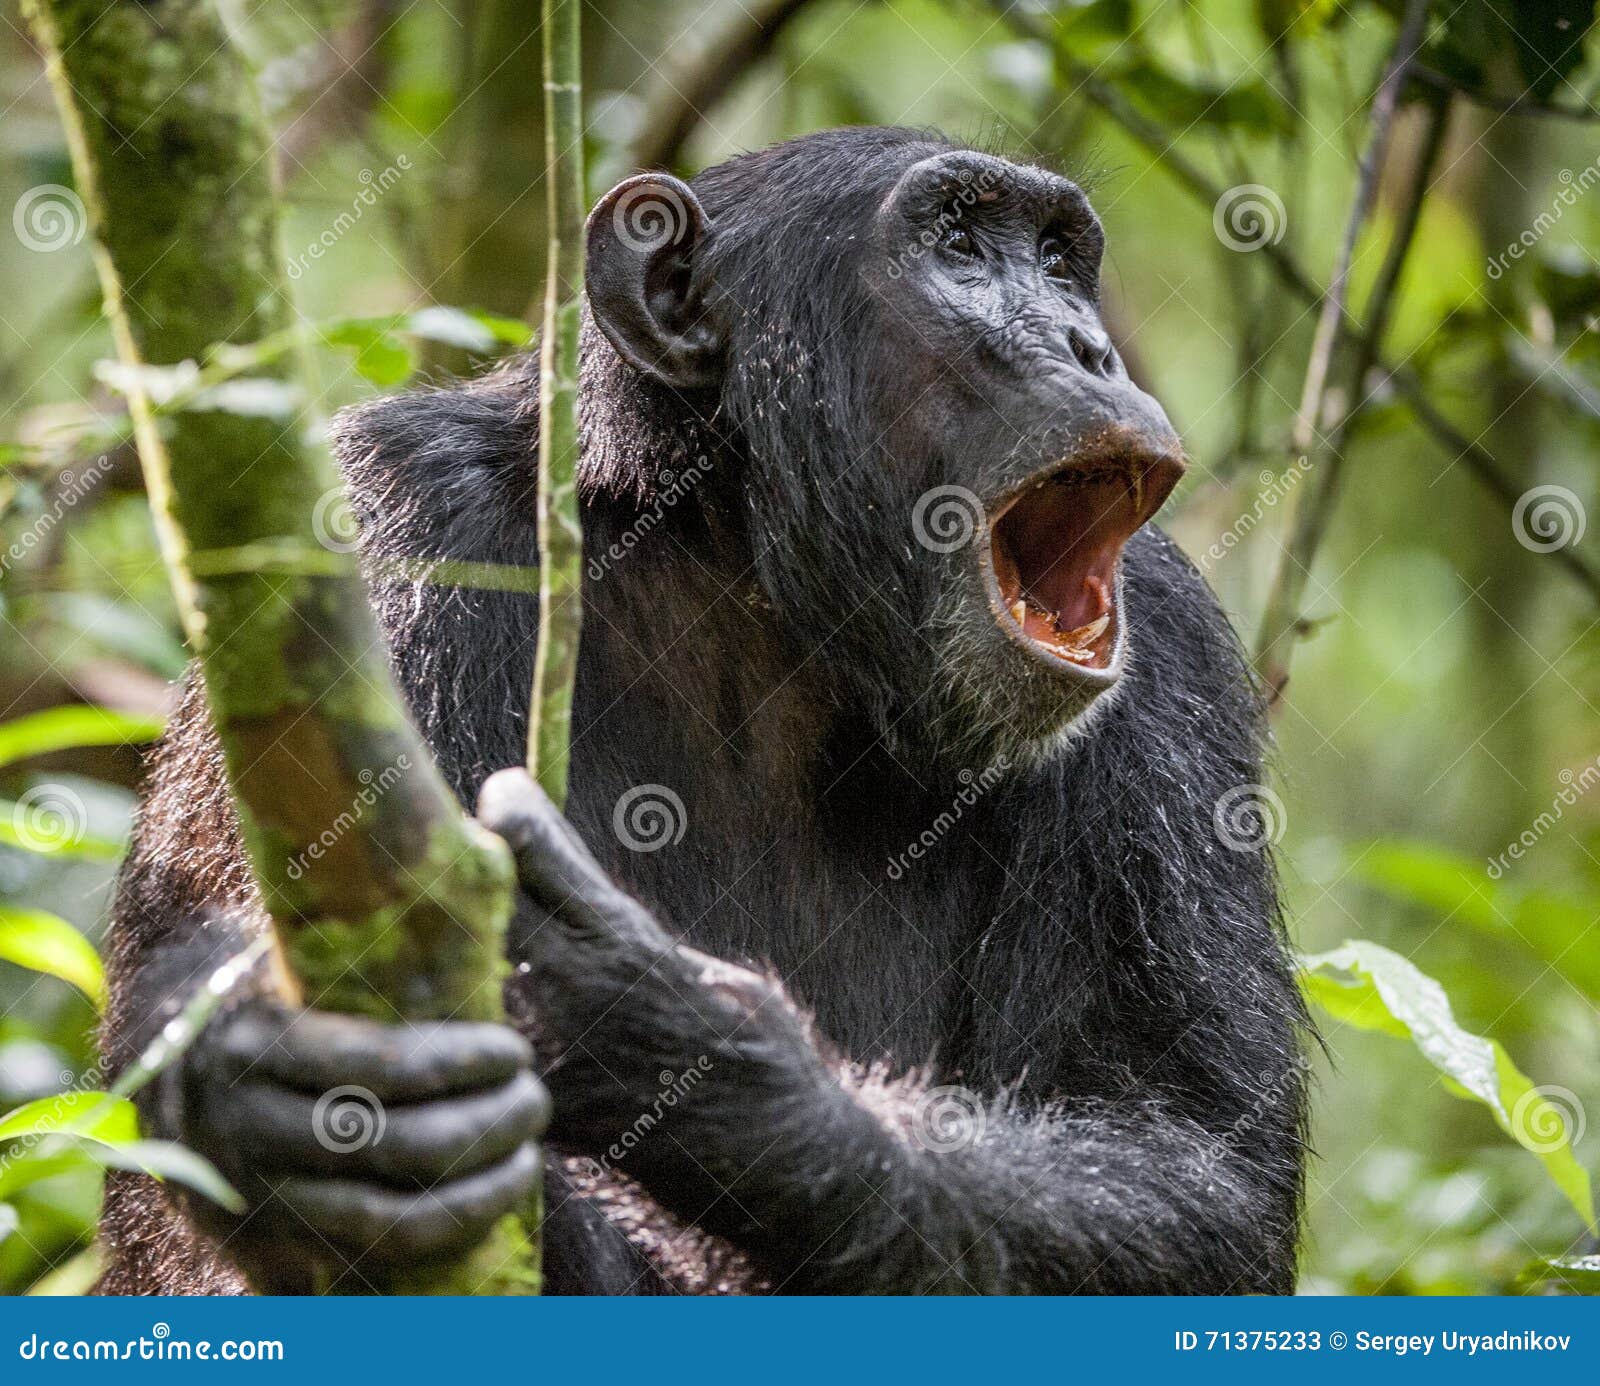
[530,0,587,806]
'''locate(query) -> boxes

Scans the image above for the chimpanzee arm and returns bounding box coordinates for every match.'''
[482,769,1298,1296]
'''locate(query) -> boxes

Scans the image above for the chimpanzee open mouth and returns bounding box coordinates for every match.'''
[988,452,1184,672]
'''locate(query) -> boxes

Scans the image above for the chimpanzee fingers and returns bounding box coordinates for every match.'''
[263,1141,542,1266]
[478,767,662,944]
[209,1001,534,1100]
[206,1070,549,1184]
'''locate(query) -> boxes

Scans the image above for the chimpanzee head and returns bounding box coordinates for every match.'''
[583,128,1185,765]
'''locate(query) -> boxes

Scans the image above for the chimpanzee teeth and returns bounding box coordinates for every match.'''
[1009,599,1027,626]
[1058,613,1110,647]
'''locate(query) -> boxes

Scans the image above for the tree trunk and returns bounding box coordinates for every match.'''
[23,0,536,1294]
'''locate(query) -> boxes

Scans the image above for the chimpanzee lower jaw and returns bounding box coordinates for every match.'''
[983,440,1185,674]
[915,423,1185,768]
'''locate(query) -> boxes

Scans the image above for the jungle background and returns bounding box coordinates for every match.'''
[1,0,1598,1295]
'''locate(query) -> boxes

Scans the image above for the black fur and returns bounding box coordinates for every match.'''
[98,128,1306,1295]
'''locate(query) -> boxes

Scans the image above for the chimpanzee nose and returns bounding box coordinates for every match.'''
[1067,323,1115,378]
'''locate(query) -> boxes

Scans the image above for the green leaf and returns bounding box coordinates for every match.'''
[1358,841,1501,932]
[1507,892,1600,998]
[407,306,499,353]
[468,309,535,347]
[0,1091,137,1145]
[321,320,417,387]
[1362,840,1600,997]
[68,1137,242,1212]
[354,334,416,387]
[0,805,122,861]
[1515,1254,1600,1295]
[33,593,188,679]
[0,705,164,770]
[1398,0,1598,104]
[24,1246,102,1296]
[0,1149,99,1200]
[1300,940,1595,1226]
[1255,0,1345,40]
[0,906,104,1008]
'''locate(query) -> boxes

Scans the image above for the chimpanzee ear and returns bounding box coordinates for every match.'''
[585,174,722,390]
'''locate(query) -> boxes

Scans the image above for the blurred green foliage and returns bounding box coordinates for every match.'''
[1,0,1597,1294]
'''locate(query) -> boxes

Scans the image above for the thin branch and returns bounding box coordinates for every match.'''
[1256,89,1447,700]
[1253,0,1430,698]
[630,0,819,171]
[530,0,585,804]
[1291,0,1429,454]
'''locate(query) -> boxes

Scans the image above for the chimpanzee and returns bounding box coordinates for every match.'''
[97,127,1306,1296]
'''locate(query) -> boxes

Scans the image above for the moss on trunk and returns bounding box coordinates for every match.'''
[25,0,536,1294]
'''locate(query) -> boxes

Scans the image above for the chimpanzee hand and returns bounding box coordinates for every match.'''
[174,999,547,1293]
[478,768,810,1165]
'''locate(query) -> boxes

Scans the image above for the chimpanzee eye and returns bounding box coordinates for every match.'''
[934,204,972,259]
[1040,235,1072,284]
[940,221,977,257]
